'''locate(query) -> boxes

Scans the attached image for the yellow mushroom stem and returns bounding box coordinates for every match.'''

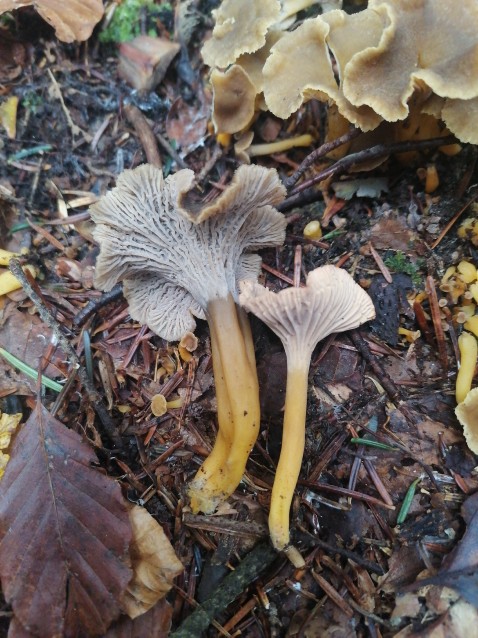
[456,331,478,404]
[268,355,308,569]
[248,134,313,158]
[0,264,36,296]
[188,293,260,514]
[0,249,19,267]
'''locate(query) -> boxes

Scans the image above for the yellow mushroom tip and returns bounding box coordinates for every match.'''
[303,220,322,240]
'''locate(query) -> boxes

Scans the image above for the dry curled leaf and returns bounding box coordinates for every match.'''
[0,410,21,479]
[0,403,133,637]
[0,0,104,42]
[122,505,183,619]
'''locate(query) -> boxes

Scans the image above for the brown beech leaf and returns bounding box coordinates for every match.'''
[105,599,173,638]
[122,505,183,619]
[0,0,104,43]
[0,403,133,637]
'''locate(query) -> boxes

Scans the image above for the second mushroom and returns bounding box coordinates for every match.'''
[240,265,375,565]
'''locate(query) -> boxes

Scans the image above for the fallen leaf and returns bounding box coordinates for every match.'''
[0,95,18,139]
[122,505,183,619]
[105,599,173,638]
[0,302,63,395]
[0,410,21,479]
[405,493,478,609]
[370,216,417,252]
[0,403,133,637]
[0,0,104,42]
[0,28,25,82]
[332,177,389,201]
[391,592,422,621]
[166,94,210,154]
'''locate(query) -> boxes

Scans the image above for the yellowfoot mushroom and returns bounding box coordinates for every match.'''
[91,164,286,514]
[201,0,281,69]
[240,265,375,565]
[455,387,478,455]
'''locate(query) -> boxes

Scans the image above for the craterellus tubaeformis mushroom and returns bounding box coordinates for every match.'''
[91,163,286,513]
[240,265,375,566]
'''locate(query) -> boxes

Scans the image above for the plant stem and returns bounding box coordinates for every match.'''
[188,295,260,513]
[269,362,308,555]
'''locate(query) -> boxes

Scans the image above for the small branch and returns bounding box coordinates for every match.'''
[425,275,448,371]
[284,127,361,190]
[155,130,188,169]
[9,259,122,448]
[278,135,457,212]
[350,330,402,403]
[124,104,162,168]
[72,283,124,328]
[170,543,277,637]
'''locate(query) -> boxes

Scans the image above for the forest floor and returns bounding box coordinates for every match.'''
[1,3,478,637]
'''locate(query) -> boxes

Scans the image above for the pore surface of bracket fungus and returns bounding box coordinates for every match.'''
[203,0,478,144]
[240,265,375,566]
[91,163,286,513]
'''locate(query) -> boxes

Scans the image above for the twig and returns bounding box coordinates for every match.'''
[310,570,354,618]
[350,331,402,402]
[284,127,361,190]
[430,193,478,249]
[425,275,448,371]
[9,259,122,447]
[47,69,91,142]
[262,262,305,287]
[291,136,456,196]
[124,104,162,168]
[170,542,277,637]
[299,480,395,510]
[278,135,457,212]
[368,242,392,283]
[197,144,223,183]
[296,526,385,575]
[155,130,188,169]
[72,283,123,328]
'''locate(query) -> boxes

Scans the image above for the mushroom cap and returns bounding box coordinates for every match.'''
[263,17,337,120]
[201,0,281,68]
[211,66,257,134]
[343,0,478,122]
[262,15,382,130]
[441,97,478,144]
[239,265,376,366]
[455,386,478,455]
[151,394,168,417]
[0,0,103,42]
[179,331,199,352]
[211,31,284,135]
[91,164,286,341]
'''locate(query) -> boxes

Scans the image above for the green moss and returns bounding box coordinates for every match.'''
[100,0,162,44]
[22,91,42,114]
[384,251,423,286]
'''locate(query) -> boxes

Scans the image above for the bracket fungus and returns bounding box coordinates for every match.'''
[240,265,375,565]
[91,163,286,513]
